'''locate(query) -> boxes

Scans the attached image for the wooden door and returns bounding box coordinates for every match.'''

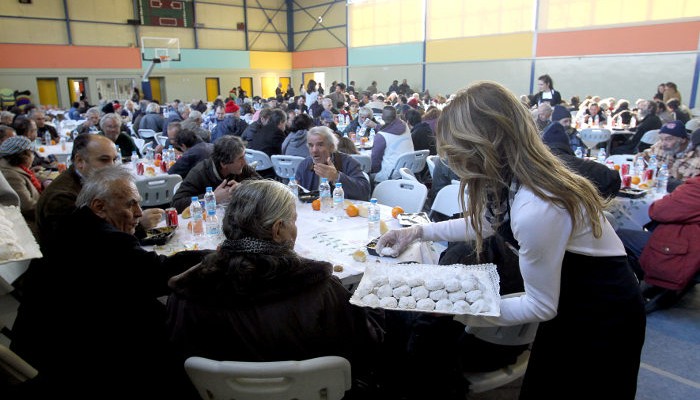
[240,77,253,98]
[149,77,162,104]
[205,78,219,102]
[37,78,59,107]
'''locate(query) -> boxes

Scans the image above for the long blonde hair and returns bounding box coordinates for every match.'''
[436,81,606,255]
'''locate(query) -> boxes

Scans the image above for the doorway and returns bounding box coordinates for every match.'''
[205,78,220,102]
[148,77,164,104]
[67,78,88,104]
[260,77,277,100]
[301,72,324,94]
[240,77,253,99]
[37,78,59,108]
[279,77,291,97]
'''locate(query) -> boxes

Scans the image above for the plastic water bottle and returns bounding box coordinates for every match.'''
[369,128,376,142]
[205,209,220,238]
[597,147,606,163]
[44,131,51,146]
[204,186,216,215]
[647,155,658,185]
[115,145,122,165]
[189,196,204,237]
[319,177,332,213]
[656,163,669,194]
[333,182,345,216]
[574,146,583,159]
[368,198,380,238]
[131,151,139,168]
[287,176,299,202]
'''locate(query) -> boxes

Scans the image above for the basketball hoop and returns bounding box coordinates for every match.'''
[158,55,171,63]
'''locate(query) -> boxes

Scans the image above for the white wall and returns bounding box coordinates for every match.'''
[348,64,423,95]
[426,59,532,97]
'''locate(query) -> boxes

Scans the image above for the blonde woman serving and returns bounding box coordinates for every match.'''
[377,81,645,399]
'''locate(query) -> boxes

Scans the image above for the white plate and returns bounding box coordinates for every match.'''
[0,206,42,265]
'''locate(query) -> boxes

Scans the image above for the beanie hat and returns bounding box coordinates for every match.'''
[0,136,33,157]
[691,129,700,148]
[225,101,239,114]
[659,120,687,139]
[551,105,570,122]
[541,123,571,153]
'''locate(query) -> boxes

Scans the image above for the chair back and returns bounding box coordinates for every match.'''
[640,129,660,145]
[0,344,38,385]
[245,149,274,171]
[184,356,351,400]
[372,179,428,213]
[138,128,157,140]
[399,167,418,181]
[154,133,168,148]
[579,128,611,150]
[349,154,371,173]
[133,138,146,154]
[271,155,305,180]
[430,183,463,220]
[135,174,182,208]
[426,155,439,179]
[389,150,430,179]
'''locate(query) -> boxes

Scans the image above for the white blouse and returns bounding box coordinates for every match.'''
[422,186,626,327]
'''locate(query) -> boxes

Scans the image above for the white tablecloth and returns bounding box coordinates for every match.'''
[608,192,664,231]
[147,201,443,287]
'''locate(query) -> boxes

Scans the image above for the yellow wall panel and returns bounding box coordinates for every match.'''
[349,0,423,47]
[250,51,292,70]
[0,0,65,18]
[427,33,533,63]
[198,29,247,50]
[138,26,194,49]
[72,22,135,47]
[67,0,133,23]
[196,3,243,29]
[0,17,68,45]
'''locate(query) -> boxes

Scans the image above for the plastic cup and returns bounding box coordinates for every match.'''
[622,175,632,188]
[621,164,630,176]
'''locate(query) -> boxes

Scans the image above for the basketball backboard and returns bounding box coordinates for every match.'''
[140,37,181,63]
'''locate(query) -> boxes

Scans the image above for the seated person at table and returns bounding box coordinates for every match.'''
[580,102,606,126]
[210,103,248,143]
[30,109,59,141]
[171,135,260,213]
[640,120,700,186]
[75,107,101,135]
[545,105,586,153]
[98,113,140,158]
[11,166,210,398]
[138,102,165,133]
[296,126,370,201]
[166,179,381,396]
[14,117,56,178]
[282,113,314,158]
[616,176,700,313]
[542,117,621,198]
[343,106,380,137]
[0,136,42,234]
[611,100,662,154]
[534,102,553,132]
[167,127,213,180]
[34,134,163,247]
[247,108,287,179]
[371,106,414,182]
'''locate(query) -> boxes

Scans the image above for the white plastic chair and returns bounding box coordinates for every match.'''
[426,155,439,179]
[154,133,168,148]
[138,128,157,140]
[244,149,274,171]
[454,293,539,394]
[399,167,417,181]
[579,128,612,150]
[387,150,430,180]
[135,174,182,207]
[640,129,660,147]
[349,154,371,173]
[133,138,146,154]
[372,179,428,213]
[184,356,351,400]
[429,183,463,220]
[271,155,305,180]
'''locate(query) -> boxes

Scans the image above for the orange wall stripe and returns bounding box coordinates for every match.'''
[0,44,142,69]
[537,21,700,57]
[292,47,346,69]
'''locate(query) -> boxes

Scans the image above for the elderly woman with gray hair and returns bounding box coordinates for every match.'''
[166,179,382,396]
[295,126,370,200]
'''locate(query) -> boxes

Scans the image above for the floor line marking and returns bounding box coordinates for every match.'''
[641,362,700,389]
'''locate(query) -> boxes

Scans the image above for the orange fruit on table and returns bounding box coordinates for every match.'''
[613,164,621,171]
[311,199,321,211]
[50,140,56,145]
[391,206,404,219]
[346,204,359,217]
[631,176,641,185]
[38,146,45,152]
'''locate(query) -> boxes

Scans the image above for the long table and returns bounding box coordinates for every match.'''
[147,200,444,289]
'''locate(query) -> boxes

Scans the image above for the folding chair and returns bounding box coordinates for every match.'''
[372,179,428,213]
[271,155,305,181]
[244,149,274,171]
[135,174,182,208]
[387,150,430,180]
[349,154,371,173]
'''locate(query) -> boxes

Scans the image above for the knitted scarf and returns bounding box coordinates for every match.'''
[20,165,42,193]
